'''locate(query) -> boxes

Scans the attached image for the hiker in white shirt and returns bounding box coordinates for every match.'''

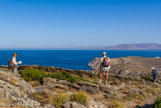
[99,52,111,85]
[11,53,21,74]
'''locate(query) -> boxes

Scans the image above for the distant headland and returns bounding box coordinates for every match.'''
[92,43,161,50]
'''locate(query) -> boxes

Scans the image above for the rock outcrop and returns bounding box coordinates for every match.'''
[0,70,41,108]
[88,56,161,81]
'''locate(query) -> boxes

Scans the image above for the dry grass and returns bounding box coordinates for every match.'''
[71,91,89,105]
[109,100,125,108]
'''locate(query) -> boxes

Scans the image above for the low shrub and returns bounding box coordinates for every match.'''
[46,71,77,83]
[29,81,41,87]
[127,93,145,100]
[34,93,49,104]
[154,95,161,108]
[71,91,88,105]
[109,100,124,108]
[21,68,46,83]
[105,94,120,100]
[135,100,142,105]
[122,96,132,101]
[151,84,160,88]
[49,93,71,108]
[32,91,89,107]
[145,88,160,96]
[21,69,89,83]
[141,75,153,82]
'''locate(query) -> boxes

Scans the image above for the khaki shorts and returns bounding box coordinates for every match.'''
[102,66,111,72]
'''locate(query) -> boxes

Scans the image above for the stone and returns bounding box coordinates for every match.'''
[88,97,107,108]
[99,85,116,94]
[63,102,87,108]
[43,104,56,108]
[79,83,99,94]
[55,84,68,90]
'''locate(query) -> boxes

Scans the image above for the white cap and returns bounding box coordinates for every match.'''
[103,52,106,55]
[152,67,155,69]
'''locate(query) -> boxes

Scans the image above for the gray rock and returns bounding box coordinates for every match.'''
[63,102,87,108]
[79,82,99,94]
[0,70,41,108]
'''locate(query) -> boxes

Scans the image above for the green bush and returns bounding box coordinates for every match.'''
[109,100,125,108]
[71,91,88,105]
[21,69,89,83]
[46,71,77,83]
[21,69,46,82]
[154,95,161,108]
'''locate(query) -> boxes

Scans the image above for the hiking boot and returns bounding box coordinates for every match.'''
[105,81,108,85]
[105,81,110,87]
[97,80,102,85]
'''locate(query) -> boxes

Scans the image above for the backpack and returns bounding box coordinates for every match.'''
[154,69,157,74]
[102,57,110,67]
[152,69,157,74]
[8,58,14,69]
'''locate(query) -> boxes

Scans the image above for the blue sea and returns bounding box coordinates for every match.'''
[0,50,161,70]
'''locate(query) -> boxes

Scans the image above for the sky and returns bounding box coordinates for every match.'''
[0,0,161,48]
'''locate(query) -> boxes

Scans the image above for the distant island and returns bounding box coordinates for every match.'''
[95,43,161,50]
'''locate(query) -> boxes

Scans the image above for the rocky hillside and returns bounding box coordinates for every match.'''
[88,56,161,81]
[0,56,161,108]
[97,43,161,50]
[0,68,41,108]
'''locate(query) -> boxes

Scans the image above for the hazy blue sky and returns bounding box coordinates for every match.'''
[0,0,161,48]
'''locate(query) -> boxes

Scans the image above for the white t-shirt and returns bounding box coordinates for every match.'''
[101,56,110,62]
[12,57,18,66]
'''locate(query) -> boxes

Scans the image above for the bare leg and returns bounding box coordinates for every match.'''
[106,70,109,81]
[99,69,103,80]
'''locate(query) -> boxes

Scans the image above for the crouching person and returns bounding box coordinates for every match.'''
[99,52,111,85]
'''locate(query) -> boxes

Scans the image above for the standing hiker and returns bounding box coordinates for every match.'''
[9,53,22,74]
[99,52,111,85]
[152,67,157,82]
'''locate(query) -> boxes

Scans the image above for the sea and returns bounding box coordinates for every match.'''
[0,50,161,71]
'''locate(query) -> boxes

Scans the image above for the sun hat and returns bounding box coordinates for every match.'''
[103,52,106,55]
